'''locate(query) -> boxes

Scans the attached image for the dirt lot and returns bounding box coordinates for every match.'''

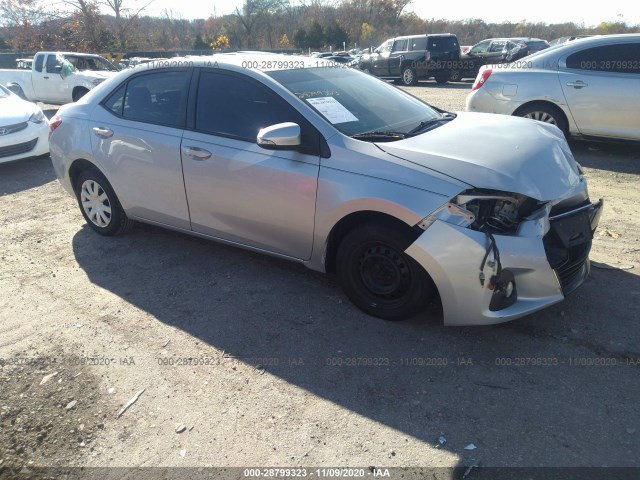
[1,80,639,479]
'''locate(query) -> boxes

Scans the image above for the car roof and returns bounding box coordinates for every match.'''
[392,33,455,41]
[37,52,106,58]
[133,53,343,72]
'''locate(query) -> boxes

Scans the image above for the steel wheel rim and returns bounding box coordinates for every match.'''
[80,180,112,228]
[523,111,558,125]
[403,69,414,84]
[359,244,410,298]
[450,70,460,81]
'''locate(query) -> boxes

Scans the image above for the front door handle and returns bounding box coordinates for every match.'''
[43,76,49,79]
[183,146,212,160]
[566,80,588,88]
[92,127,114,138]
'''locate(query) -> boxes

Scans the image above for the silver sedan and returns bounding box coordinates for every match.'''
[466,34,640,141]
[49,54,602,325]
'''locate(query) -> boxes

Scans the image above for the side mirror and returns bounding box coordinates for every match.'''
[257,122,301,150]
[373,48,380,54]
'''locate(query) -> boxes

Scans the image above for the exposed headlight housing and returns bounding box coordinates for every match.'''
[29,110,46,124]
[454,189,542,235]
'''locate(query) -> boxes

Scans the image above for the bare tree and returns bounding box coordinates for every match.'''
[100,0,154,50]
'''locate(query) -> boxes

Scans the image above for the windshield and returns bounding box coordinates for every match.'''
[266,67,441,137]
[64,55,118,72]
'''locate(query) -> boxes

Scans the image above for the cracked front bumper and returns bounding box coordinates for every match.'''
[406,199,603,326]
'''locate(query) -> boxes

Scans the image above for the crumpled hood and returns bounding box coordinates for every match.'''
[378,112,581,201]
[0,95,39,125]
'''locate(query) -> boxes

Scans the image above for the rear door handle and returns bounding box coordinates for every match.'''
[92,127,114,138]
[566,80,588,88]
[43,76,49,79]
[182,146,212,160]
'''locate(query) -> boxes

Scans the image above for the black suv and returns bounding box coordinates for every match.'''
[358,34,461,85]
[448,37,549,81]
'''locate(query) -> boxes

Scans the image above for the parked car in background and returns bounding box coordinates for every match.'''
[0,52,119,104]
[0,85,49,164]
[358,34,461,85]
[503,38,550,62]
[466,34,640,141]
[325,55,357,65]
[448,38,548,81]
[49,53,602,325]
[549,35,593,47]
[15,58,33,70]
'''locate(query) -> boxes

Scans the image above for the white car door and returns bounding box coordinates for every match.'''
[32,55,70,104]
[559,42,640,140]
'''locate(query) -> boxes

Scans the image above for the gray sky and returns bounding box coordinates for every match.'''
[135,0,637,27]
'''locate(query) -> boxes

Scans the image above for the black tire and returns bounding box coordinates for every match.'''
[75,169,134,236]
[448,70,461,82]
[336,224,435,321]
[434,73,449,84]
[400,66,418,86]
[515,103,569,137]
[72,88,89,102]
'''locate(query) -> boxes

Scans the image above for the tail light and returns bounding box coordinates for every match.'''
[49,115,62,133]
[472,69,492,91]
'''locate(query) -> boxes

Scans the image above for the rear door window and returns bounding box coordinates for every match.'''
[428,37,459,52]
[121,70,191,127]
[566,43,640,74]
[410,37,427,51]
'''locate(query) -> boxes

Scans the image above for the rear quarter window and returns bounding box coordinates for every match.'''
[566,43,640,74]
[428,37,459,52]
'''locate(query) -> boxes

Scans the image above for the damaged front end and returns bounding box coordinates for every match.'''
[406,188,604,326]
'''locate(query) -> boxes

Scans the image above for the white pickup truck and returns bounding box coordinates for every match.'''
[0,52,120,104]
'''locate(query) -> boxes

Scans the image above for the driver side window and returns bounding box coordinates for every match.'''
[195,70,321,154]
[470,41,490,55]
[46,55,62,73]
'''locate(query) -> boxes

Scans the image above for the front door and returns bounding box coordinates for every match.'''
[180,70,320,260]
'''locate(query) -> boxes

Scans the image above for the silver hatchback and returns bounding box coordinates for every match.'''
[466,34,640,141]
[50,54,602,325]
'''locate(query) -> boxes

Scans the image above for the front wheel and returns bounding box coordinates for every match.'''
[400,66,418,86]
[75,169,134,236]
[515,103,569,137]
[448,70,461,82]
[336,224,434,321]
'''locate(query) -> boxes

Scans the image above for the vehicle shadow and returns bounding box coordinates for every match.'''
[71,221,640,468]
[0,155,54,196]
[571,140,640,175]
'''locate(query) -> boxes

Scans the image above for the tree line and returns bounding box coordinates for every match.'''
[0,0,638,54]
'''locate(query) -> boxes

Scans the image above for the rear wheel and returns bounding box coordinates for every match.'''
[400,66,418,86]
[336,224,434,321]
[75,169,134,236]
[515,103,569,137]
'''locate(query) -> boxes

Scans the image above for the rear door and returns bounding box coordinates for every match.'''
[88,69,192,228]
[180,69,320,259]
[559,42,640,140]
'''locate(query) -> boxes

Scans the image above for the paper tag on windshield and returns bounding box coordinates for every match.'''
[306,97,358,124]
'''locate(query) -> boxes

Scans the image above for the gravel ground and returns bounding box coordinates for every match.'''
[1,81,639,479]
